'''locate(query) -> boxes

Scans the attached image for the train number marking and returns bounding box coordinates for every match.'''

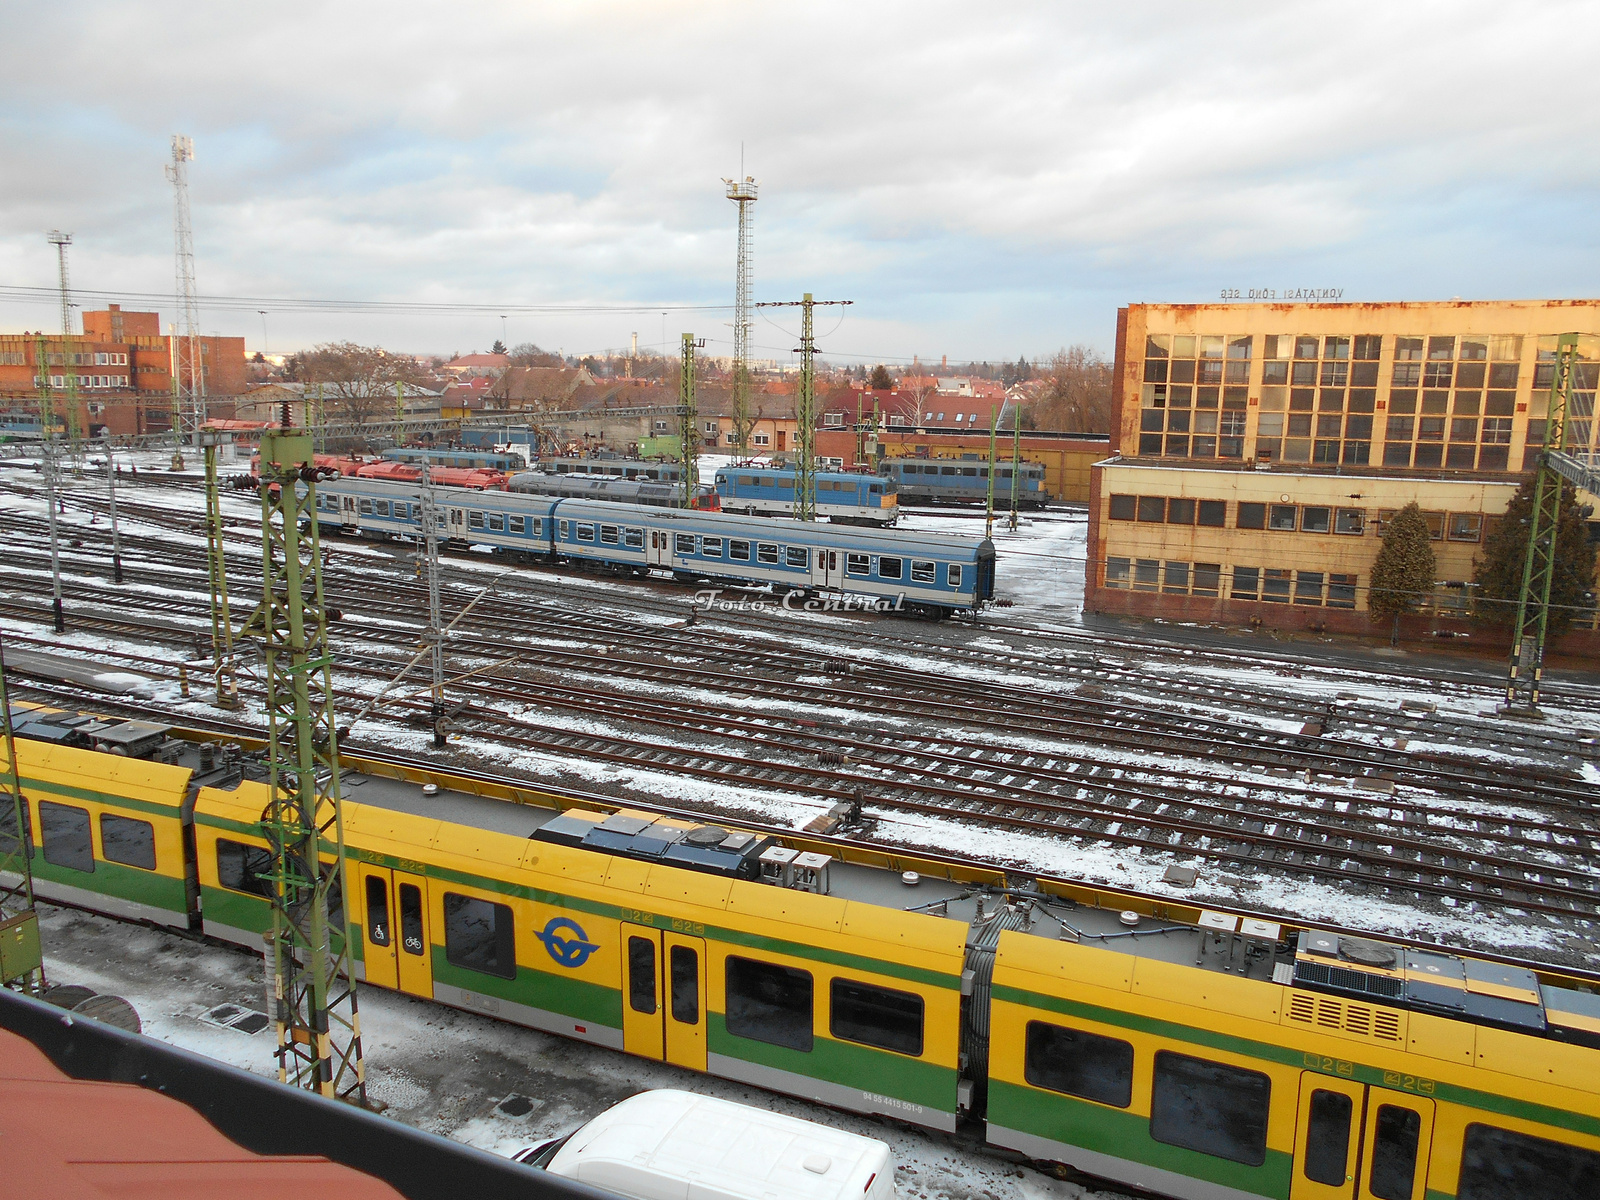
[622,909,656,927]
[670,918,705,936]
[1304,1052,1354,1076]
[395,858,428,874]
[1383,1071,1435,1095]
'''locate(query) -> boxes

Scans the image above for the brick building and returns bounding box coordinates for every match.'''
[1085,300,1600,637]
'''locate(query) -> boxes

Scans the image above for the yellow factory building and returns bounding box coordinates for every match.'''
[1085,300,1600,639]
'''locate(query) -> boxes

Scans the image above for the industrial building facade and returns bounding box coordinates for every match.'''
[1085,300,1600,635]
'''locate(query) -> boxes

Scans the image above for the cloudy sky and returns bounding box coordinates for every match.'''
[2,1,1596,366]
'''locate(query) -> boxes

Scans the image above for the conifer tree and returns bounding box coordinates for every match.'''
[1473,479,1597,637]
[869,364,894,390]
[1369,502,1436,630]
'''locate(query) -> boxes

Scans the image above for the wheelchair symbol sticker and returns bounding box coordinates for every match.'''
[537,917,599,968]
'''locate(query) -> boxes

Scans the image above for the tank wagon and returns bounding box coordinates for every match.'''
[312,477,993,618]
[881,459,1046,508]
[507,471,720,511]
[714,468,898,526]
[4,712,1598,1200]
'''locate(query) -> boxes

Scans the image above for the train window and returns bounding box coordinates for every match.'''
[777,477,794,490]
[1024,1021,1134,1108]
[488,513,505,531]
[671,945,699,1024]
[1197,499,1227,526]
[510,516,526,534]
[1149,1050,1270,1166]
[1458,1123,1600,1200]
[359,499,374,515]
[785,547,808,568]
[940,466,957,475]
[869,484,882,494]
[442,892,516,979]
[559,520,570,538]
[947,564,963,588]
[1369,1105,1422,1200]
[99,813,156,871]
[757,543,779,564]
[624,528,644,548]
[629,936,657,1014]
[998,468,1012,478]
[675,534,697,554]
[0,798,32,861]
[468,511,485,530]
[730,540,751,562]
[600,525,620,544]
[961,467,978,477]
[846,553,870,576]
[398,884,425,956]
[831,979,924,1056]
[911,560,935,583]
[365,876,390,946]
[216,839,274,898]
[878,557,903,580]
[739,475,758,486]
[725,956,813,1052]
[702,537,723,558]
[39,802,94,873]
[375,500,391,517]
[577,524,595,542]
[1237,502,1267,529]
[1302,1089,1353,1186]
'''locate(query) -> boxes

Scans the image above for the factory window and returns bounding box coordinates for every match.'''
[1457,1123,1600,1200]
[729,540,751,562]
[468,511,484,530]
[1137,496,1165,522]
[911,560,936,584]
[1133,559,1159,592]
[1192,563,1221,597]
[1149,1051,1271,1167]
[1197,500,1226,527]
[831,979,924,1057]
[99,814,156,871]
[623,527,642,548]
[757,543,780,565]
[1105,557,1131,589]
[1262,568,1292,603]
[675,533,696,554]
[1166,498,1195,525]
[878,556,904,580]
[1268,504,1297,531]
[216,838,274,898]
[38,802,94,873]
[576,523,595,542]
[846,553,870,576]
[726,956,813,1052]
[488,513,505,531]
[947,564,963,588]
[1231,567,1260,600]
[1449,513,1483,542]
[600,524,619,544]
[1301,506,1331,533]
[1024,1021,1134,1108]
[1109,494,1136,521]
[785,546,808,568]
[442,893,516,980]
[702,537,723,558]
[628,936,657,1014]
[360,499,375,516]
[509,515,525,534]
[1301,1089,1354,1187]
[1237,502,1266,530]
[1335,508,1366,535]
[1294,571,1325,605]
[1162,562,1189,594]
[1328,574,1357,609]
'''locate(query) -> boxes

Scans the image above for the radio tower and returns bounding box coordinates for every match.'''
[166,134,205,462]
[724,171,758,453]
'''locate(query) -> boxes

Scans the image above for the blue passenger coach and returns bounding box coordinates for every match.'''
[880,458,1045,508]
[312,479,992,618]
[714,467,898,525]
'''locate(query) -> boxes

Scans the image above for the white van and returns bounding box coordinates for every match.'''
[514,1089,897,1200]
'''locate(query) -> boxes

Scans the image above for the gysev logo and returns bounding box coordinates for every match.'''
[536,917,599,968]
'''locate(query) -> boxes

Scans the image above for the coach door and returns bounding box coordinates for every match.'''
[647,529,671,567]
[813,548,838,589]
[340,494,358,529]
[620,924,708,1072]
[447,507,466,540]
[359,865,433,999]
[1290,1074,1435,1200]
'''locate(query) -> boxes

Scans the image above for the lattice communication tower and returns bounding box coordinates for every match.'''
[725,176,758,451]
[166,135,206,455]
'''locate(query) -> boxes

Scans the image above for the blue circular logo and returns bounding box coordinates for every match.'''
[536,917,599,968]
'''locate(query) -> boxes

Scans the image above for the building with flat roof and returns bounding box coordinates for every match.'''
[1085,300,1600,640]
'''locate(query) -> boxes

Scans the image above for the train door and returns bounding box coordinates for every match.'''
[620,925,708,1072]
[447,507,466,541]
[358,866,432,999]
[340,493,358,529]
[1290,1073,1435,1200]
[647,529,671,567]
[812,548,838,589]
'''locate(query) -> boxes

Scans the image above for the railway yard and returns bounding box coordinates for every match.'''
[2,455,1599,1200]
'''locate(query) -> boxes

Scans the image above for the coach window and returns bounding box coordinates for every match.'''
[941,466,958,475]
[558,520,570,538]
[730,540,751,562]
[1237,502,1266,529]
[702,536,723,558]
[0,800,32,861]
[600,524,619,544]
[725,956,813,1052]
[831,978,924,1056]
[508,515,525,534]
[468,511,485,530]
[442,893,516,980]
[1024,1021,1134,1108]
[1192,563,1221,597]
[911,560,937,584]
[1335,508,1365,535]
[1369,1105,1422,1200]
[1105,557,1131,588]
[1268,504,1298,531]
[1166,498,1195,525]
[1301,506,1331,533]
[624,528,643,548]
[577,523,596,542]
[878,556,903,580]
[1136,496,1165,522]
[1302,1088,1354,1186]
[757,543,779,564]
[1109,494,1136,521]
[99,813,156,871]
[375,500,391,517]
[216,839,274,898]
[39,802,94,873]
[359,498,374,515]
[1196,500,1226,527]
[1457,1123,1600,1199]
[488,513,505,531]
[868,484,883,494]
[1149,1051,1270,1167]
[628,936,657,1014]
[947,563,963,588]
[846,553,870,576]
[786,546,808,568]
[675,533,697,554]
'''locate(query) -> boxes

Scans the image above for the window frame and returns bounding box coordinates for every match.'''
[442,892,517,980]
[99,812,157,871]
[725,955,813,1053]
[829,977,925,1057]
[1024,1020,1135,1108]
[1148,1050,1272,1168]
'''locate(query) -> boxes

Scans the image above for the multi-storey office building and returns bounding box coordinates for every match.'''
[1085,301,1600,637]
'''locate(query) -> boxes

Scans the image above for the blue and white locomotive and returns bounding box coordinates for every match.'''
[311,477,993,618]
[713,467,898,526]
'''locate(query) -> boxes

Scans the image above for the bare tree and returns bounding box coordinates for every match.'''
[299,342,428,425]
[1031,345,1113,433]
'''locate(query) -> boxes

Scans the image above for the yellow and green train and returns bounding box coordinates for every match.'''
[4,706,1598,1200]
